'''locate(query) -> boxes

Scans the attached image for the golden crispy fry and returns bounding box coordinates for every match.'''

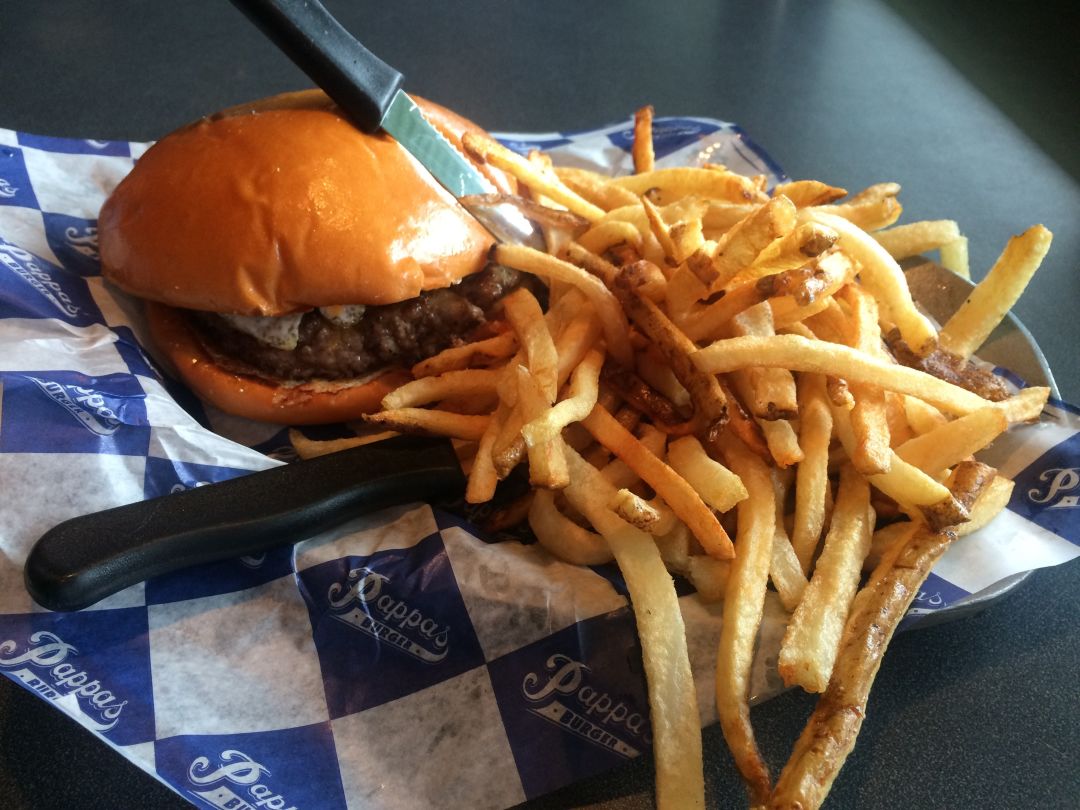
[694,334,991,416]
[769,471,809,612]
[770,527,956,810]
[562,447,705,809]
[362,409,490,441]
[921,460,996,530]
[576,219,644,257]
[495,243,634,367]
[955,475,1014,536]
[730,301,798,420]
[614,268,730,435]
[994,385,1050,423]
[791,374,833,573]
[667,435,748,513]
[938,236,970,278]
[773,180,848,208]
[641,195,680,265]
[502,287,559,401]
[839,284,891,474]
[529,489,612,565]
[611,487,676,534]
[939,225,1053,358]
[779,464,873,693]
[411,331,517,377]
[289,429,399,460]
[466,401,507,504]
[873,219,961,260]
[461,132,605,221]
[758,417,804,468]
[715,431,776,805]
[555,165,639,210]
[903,395,948,435]
[737,221,839,281]
[632,104,655,174]
[515,366,569,489]
[381,369,500,410]
[583,405,735,558]
[612,166,767,205]
[895,405,1009,476]
[688,555,730,602]
[708,196,797,289]
[830,401,950,506]
[813,182,902,231]
[522,346,602,452]
[806,210,937,354]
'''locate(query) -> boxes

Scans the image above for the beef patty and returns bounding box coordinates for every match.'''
[189,264,540,382]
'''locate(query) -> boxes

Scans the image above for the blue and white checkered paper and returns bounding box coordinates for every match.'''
[1,119,1078,809]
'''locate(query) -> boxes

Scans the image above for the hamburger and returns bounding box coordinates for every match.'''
[98,90,537,424]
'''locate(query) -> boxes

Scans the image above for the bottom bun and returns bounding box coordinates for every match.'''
[145,302,411,425]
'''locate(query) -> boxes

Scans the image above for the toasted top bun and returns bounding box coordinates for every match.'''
[99,90,511,316]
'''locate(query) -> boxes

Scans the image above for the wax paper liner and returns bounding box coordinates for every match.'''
[1,119,1078,810]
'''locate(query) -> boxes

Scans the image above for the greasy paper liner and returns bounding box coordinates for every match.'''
[0,118,1077,809]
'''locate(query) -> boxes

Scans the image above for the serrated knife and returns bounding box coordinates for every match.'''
[228,0,543,247]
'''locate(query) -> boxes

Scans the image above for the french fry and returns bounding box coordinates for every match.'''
[770,527,957,810]
[812,182,902,231]
[667,435,748,513]
[758,417,804,468]
[955,475,1014,537]
[529,489,612,566]
[562,447,705,809]
[612,166,766,205]
[411,331,517,377]
[582,405,735,559]
[772,180,847,208]
[894,405,1009,476]
[466,401,507,503]
[873,219,961,260]
[737,221,839,281]
[495,243,634,367]
[715,431,776,805]
[381,369,500,410]
[994,385,1050,423]
[778,464,873,693]
[641,195,680,265]
[791,374,833,573]
[840,284,891,474]
[522,347,603,448]
[769,472,809,612]
[576,219,645,257]
[515,366,569,489]
[729,301,798,420]
[614,268,730,435]
[938,236,970,278]
[461,132,605,221]
[502,287,559,401]
[688,555,730,602]
[555,165,639,210]
[938,225,1053,358]
[693,334,991,416]
[708,196,797,289]
[632,104,655,174]
[289,429,399,460]
[806,210,937,354]
[362,409,490,441]
[830,401,950,506]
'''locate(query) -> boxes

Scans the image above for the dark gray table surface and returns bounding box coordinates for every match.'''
[1,1,1077,808]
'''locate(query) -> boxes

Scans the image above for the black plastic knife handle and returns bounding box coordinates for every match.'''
[228,0,402,131]
[24,435,464,612]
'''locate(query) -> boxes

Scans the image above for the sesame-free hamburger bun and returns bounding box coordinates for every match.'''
[99,90,526,424]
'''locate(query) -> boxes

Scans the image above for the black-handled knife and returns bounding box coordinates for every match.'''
[25,435,464,611]
[229,0,490,197]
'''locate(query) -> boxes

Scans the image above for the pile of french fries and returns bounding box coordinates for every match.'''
[295,106,1053,809]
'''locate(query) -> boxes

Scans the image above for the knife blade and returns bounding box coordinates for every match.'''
[228,0,524,211]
